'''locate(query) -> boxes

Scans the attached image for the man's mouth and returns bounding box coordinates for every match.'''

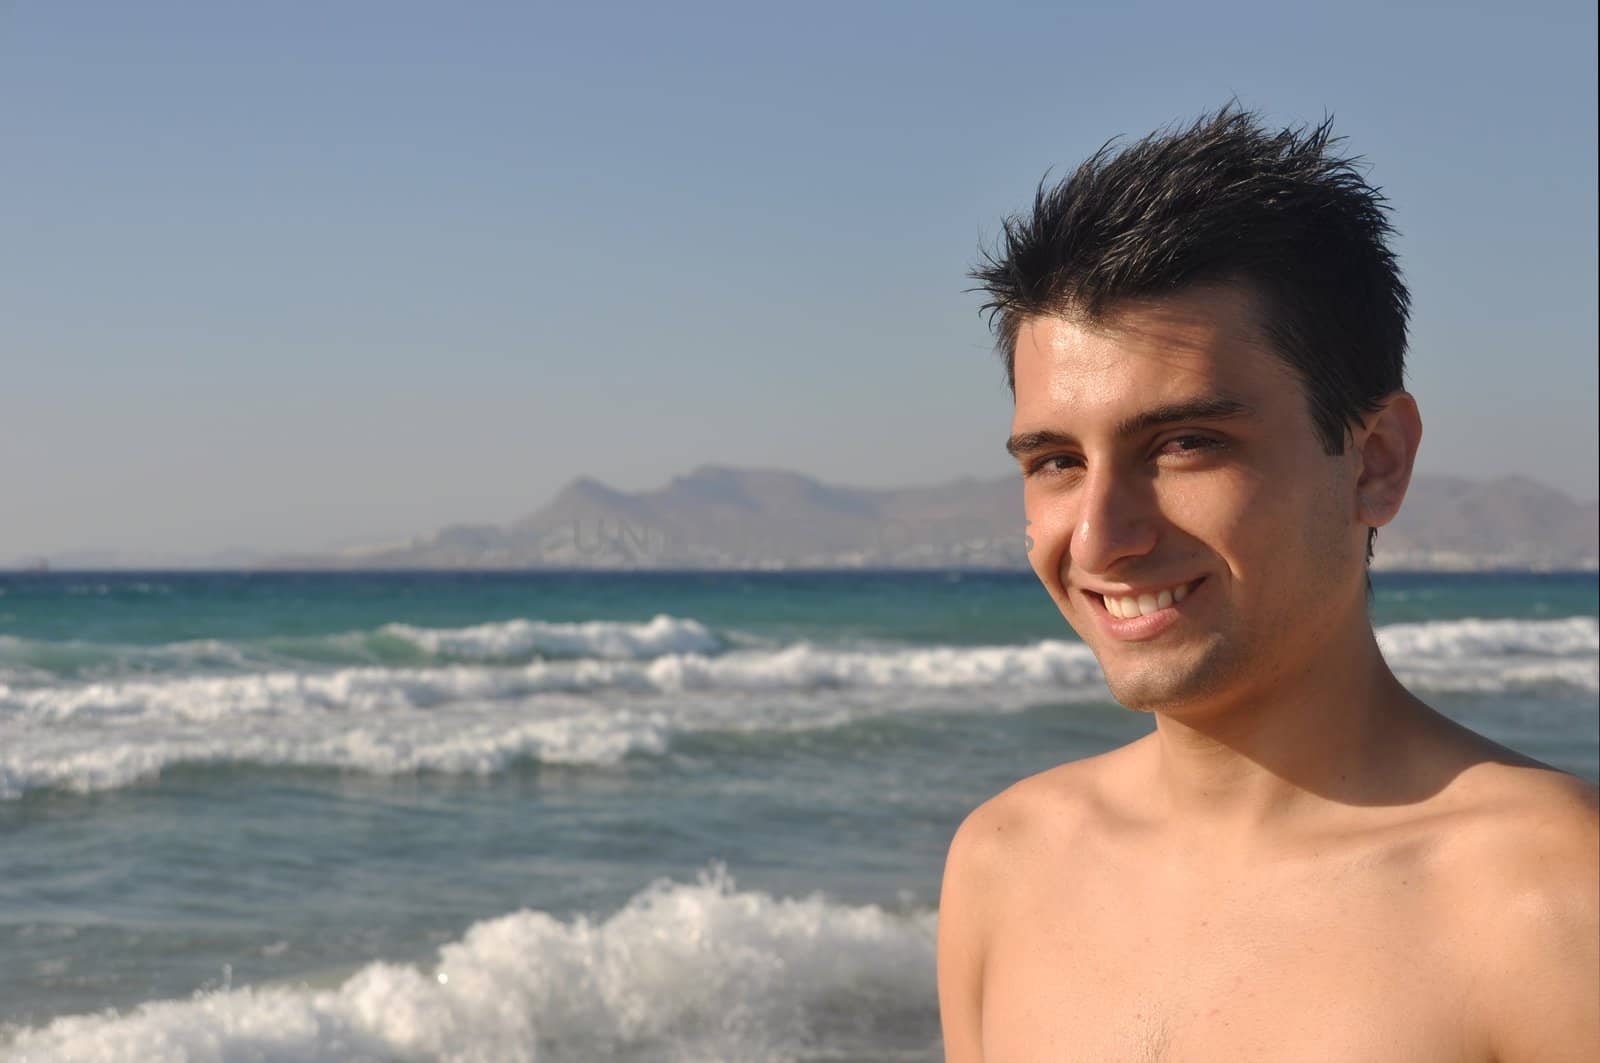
[1094,578,1204,619]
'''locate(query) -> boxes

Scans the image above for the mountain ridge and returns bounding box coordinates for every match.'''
[252,467,1597,572]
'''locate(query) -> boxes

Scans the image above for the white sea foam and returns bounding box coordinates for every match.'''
[0,617,1591,800]
[1378,616,1599,693]
[0,868,939,1063]
[1,639,1102,723]
[0,616,724,683]
[380,614,723,661]
[0,640,1105,799]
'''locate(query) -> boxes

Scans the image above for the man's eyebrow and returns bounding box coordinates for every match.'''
[1005,428,1076,459]
[1114,396,1251,438]
[1005,397,1252,459]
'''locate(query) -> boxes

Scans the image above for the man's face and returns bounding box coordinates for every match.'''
[1008,284,1370,716]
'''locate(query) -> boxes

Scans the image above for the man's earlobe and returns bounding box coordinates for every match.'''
[1355,391,1423,529]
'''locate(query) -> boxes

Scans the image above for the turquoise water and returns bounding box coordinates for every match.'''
[0,571,1595,1061]
[3,569,1593,655]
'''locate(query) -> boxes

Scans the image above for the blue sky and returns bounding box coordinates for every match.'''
[3,0,1595,559]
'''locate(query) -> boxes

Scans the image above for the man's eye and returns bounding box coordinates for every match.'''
[1159,434,1222,456]
[1028,455,1082,477]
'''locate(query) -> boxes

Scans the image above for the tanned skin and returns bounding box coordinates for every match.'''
[937,284,1599,1062]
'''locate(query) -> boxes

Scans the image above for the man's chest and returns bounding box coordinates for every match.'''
[977,858,1484,1063]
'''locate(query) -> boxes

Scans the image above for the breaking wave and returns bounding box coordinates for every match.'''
[1,615,1591,800]
[0,639,1106,799]
[0,616,724,681]
[378,614,723,662]
[0,867,941,1063]
[1378,616,1598,693]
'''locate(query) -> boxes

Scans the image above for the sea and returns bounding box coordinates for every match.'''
[0,569,1595,1062]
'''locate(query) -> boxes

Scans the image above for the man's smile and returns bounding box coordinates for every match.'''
[1080,577,1207,640]
[1088,577,1204,619]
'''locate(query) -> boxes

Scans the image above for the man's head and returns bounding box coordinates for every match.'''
[978,109,1422,716]
[973,107,1410,461]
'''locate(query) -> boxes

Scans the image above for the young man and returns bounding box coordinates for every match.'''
[939,110,1599,1062]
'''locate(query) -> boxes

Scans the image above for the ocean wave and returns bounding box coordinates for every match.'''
[2,639,1102,724]
[1378,615,1597,658]
[7,611,1595,684]
[0,640,1106,799]
[1378,616,1599,693]
[0,616,725,682]
[0,868,939,1063]
[0,617,1591,799]
[0,635,261,683]
[378,614,724,662]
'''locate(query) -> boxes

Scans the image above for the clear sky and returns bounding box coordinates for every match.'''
[3,0,1595,560]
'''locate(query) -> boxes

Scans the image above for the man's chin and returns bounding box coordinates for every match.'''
[1104,676,1178,713]
[1099,653,1231,714]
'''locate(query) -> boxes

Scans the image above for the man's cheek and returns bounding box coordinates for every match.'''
[1022,506,1074,591]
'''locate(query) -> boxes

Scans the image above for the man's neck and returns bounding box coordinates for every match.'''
[1145,619,1432,844]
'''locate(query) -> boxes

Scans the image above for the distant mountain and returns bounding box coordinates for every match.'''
[261,467,1598,572]
[271,465,1024,570]
[1376,474,1599,570]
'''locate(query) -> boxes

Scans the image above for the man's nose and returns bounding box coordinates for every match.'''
[1072,467,1159,574]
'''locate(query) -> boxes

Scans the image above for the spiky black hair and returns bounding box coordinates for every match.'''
[972,105,1410,460]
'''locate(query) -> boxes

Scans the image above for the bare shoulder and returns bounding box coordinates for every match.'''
[1437,763,1599,1062]
[944,735,1149,886]
[1439,759,1598,882]
[1432,759,1597,918]
[937,739,1150,1061]
[940,735,1153,921]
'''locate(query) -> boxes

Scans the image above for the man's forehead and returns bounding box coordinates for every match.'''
[1011,290,1289,406]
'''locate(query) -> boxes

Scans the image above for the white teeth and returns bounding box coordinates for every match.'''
[1104,581,1193,619]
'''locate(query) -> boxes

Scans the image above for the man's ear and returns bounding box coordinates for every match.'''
[1354,391,1423,529]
